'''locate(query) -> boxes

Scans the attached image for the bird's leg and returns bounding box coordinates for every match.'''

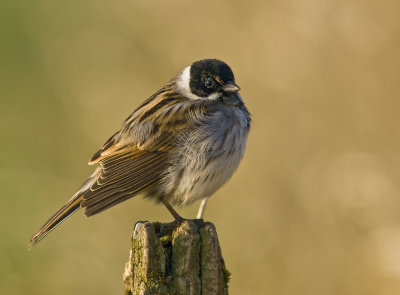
[196,197,208,219]
[162,199,183,222]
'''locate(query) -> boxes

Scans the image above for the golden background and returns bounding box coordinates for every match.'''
[1,0,400,294]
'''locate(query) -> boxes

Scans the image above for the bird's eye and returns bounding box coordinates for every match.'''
[205,78,214,88]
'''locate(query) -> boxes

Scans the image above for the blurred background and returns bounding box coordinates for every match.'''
[1,0,400,294]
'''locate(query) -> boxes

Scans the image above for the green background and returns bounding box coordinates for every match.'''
[1,0,400,294]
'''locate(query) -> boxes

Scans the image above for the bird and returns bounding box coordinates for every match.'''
[29,59,251,248]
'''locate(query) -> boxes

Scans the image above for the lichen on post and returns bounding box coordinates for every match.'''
[123,220,229,295]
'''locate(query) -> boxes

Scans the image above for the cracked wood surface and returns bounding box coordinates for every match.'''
[123,220,229,295]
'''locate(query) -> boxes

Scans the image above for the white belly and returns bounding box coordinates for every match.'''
[162,107,249,207]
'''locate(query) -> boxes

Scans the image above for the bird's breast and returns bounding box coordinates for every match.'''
[162,106,250,207]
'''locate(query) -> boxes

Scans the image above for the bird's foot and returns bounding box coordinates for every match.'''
[162,199,184,223]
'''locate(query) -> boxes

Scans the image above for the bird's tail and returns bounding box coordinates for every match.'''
[29,168,101,249]
[28,193,83,249]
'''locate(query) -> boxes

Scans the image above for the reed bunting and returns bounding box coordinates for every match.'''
[29,59,251,247]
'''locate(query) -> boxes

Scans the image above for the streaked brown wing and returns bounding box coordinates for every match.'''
[87,85,181,165]
[81,149,168,216]
[81,87,212,216]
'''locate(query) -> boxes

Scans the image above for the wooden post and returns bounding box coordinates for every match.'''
[123,220,230,295]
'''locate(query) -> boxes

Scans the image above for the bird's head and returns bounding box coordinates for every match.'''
[175,59,241,103]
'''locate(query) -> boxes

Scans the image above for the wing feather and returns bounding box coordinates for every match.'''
[97,153,164,185]
[81,149,168,214]
[83,172,162,216]
[80,88,213,216]
[90,155,166,194]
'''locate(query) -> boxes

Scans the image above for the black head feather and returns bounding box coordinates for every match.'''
[189,59,235,98]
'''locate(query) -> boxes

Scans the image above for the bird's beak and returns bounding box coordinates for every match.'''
[222,80,241,93]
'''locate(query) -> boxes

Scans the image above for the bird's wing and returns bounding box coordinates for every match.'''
[81,148,168,216]
[81,88,209,216]
[87,86,190,165]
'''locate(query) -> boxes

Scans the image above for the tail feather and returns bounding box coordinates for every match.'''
[29,167,101,249]
[28,194,83,249]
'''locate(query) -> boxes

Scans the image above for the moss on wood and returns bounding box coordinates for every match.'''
[123,220,229,295]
